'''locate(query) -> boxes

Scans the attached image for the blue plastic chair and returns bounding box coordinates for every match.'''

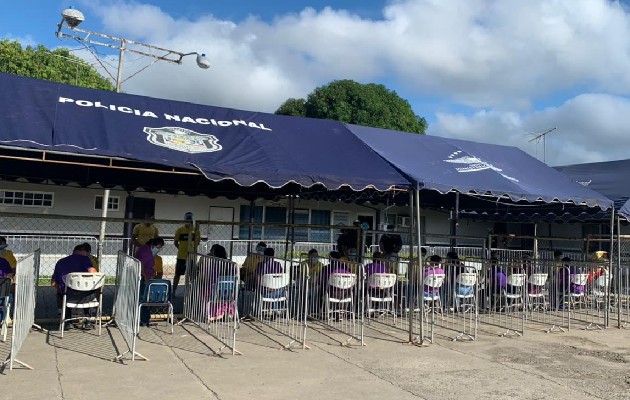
[138,279,174,333]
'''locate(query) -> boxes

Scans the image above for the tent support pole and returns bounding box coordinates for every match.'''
[617,214,622,328]
[533,223,538,259]
[247,199,255,255]
[609,208,615,328]
[97,189,110,265]
[409,184,423,344]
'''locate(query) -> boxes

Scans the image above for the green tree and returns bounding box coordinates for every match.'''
[0,39,115,90]
[275,79,427,134]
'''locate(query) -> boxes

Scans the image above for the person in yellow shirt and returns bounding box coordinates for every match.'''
[80,242,99,271]
[153,254,163,279]
[0,236,17,271]
[240,242,266,290]
[132,214,159,247]
[173,212,200,295]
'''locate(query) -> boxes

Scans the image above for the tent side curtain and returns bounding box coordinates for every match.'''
[346,124,613,211]
[0,72,409,192]
[555,159,630,220]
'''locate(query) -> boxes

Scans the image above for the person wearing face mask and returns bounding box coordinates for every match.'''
[135,237,165,326]
[0,236,16,272]
[173,212,200,295]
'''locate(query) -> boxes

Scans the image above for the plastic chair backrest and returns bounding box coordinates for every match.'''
[64,273,105,292]
[328,273,357,289]
[571,273,589,286]
[456,272,477,286]
[368,273,397,289]
[144,279,171,303]
[261,273,290,290]
[594,270,610,288]
[507,273,526,287]
[396,262,407,276]
[216,275,237,292]
[529,273,548,287]
[423,273,445,288]
[464,261,482,271]
[0,278,10,297]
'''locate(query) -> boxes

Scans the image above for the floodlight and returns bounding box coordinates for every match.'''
[61,7,85,28]
[196,53,211,69]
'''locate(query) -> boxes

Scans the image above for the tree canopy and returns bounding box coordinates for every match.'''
[275,79,427,134]
[0,39,115,91]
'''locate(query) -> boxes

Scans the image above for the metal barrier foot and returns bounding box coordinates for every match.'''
[584,323,603,331]
[545,324,566,333]
[113,349,148,362]
[500,328,522,338]
[452,332,475,342]
[1,358,34,370]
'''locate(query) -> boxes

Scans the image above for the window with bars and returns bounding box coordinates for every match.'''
[0,190,54,207]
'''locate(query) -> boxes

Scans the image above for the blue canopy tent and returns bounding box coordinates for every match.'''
[0,72,409,199]
[345,124,614,223]
[555,159,630,221]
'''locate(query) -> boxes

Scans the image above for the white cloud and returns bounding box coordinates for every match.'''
[431,93,630,166]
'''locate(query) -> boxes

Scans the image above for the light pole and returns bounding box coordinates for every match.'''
[56,7,210,93]
[55,7,210,262]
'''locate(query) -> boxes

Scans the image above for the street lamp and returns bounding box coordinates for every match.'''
[55,7,210,261]
[56,6,210,92]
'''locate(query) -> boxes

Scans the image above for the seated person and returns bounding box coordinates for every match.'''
[557,257,587,295]
[241,242,266,290]
[0,257,13,323]
[0,236,16,271]
[424,255,445,297]
[51,243,98,329]
[364,252,387,279]
[255,247,285,301]
[80,242,99,272]
[305,248,324,278]
[135,237,165,326]
[207,244,237,320]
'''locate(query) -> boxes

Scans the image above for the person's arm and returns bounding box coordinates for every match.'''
[131,225,142,247]
[88,267,97,273]
[174,228,181,249]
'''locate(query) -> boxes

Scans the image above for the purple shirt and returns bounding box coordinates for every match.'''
[424,266,445,294]
[135,245,155,281]
[0,258,12,278]
[364,262,387,279]
[52,254,93,292]
[254,260,283,276]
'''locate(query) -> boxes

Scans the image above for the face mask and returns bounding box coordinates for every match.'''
[0,244,6,250]
[151,246,161,256]
[310,257,318,264]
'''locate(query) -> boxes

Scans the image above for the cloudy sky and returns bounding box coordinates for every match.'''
[2,0,630,167]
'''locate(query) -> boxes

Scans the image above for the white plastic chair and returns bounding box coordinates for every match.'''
[454,272,477,313]
[257,273,290,320]
[366,273,397,321]
[326,273,357,321]
[569,273,589,309]
[59,272,105,338]
[423,272,446,316]
[590,270,611,310]
[501,273,526,313]
[528,273,548,312]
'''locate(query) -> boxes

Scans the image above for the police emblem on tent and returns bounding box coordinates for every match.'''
[444,150,518,182]
[144,126,222,154]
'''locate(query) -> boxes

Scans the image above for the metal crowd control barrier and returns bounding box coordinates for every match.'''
[180,253,240,355]
[3,249,39,370]
[113,251,145,361]
[246,254,308,349]
[432,260,479,341]
[307,256,364,346]
[615,264,630,328]
[477,259,526,337]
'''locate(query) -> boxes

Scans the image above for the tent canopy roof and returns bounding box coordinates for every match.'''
[346,124,613,211]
